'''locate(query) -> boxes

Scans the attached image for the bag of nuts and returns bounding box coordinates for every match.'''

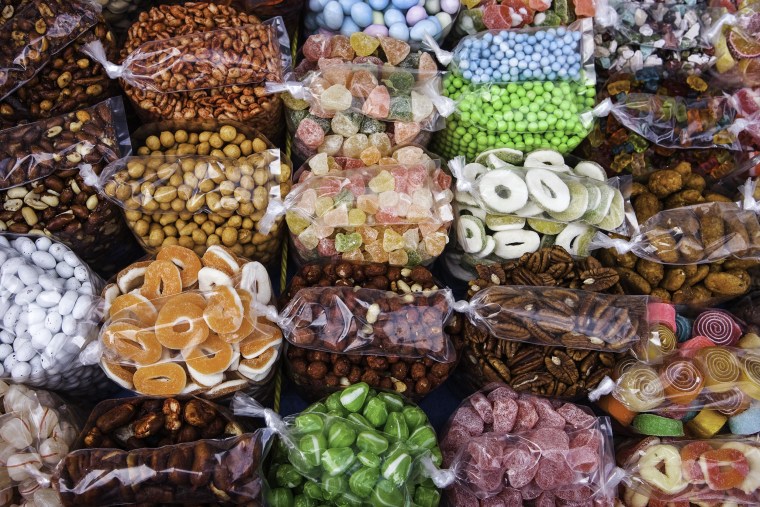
[84,245,283,402]
[120,2,287,143]
[0,96,137,276]
[54,396,269,507]
[0,381,81,507]
[279,262,464,401]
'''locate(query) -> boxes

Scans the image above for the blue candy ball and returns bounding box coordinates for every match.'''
[388,22,409,40]
[340,17,361,35]
[323,1,344,29]
[339,0,360,14]
[409,18,439,40]
[350,2,374,27]
[392,0,418,9]
[384,8,406,26]
[309,0,329,11]
[369,0,390,8]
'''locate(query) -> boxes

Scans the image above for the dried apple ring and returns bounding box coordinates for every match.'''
[238,346,278,381]
[142,260,183,300]
[202,245,240,276]
[155,299,209,350]
[198,267,233,292]
[219,289,256,343]
[133,362,187,396]
[101,359,135,390]
[157,245,202,288]
[203,285,244,335]
[184,334,235,375]
[117,260,152,294]
[109,293,158,327]
[239,322,283,359]
[103,321,162,366]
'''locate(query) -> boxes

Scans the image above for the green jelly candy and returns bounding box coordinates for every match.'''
[340,382,370,412]
[401,406,427,430]
[377,392,404,413]
[360,116,386,134]
[383,412,409,441]
[321,447,356,476]
[363,397,389,427]
[335,491,363,507]
[414,486,440,507]
[357,430,389,454]
[408,426,437,450]
[294,495,317,507]
[429,447,443,467]
[334,188,355,207]
[349,466,380,498]
[295,413,325,434]
[304,402,328,414]
[384,71,414,95]
[406,249,422,266]
[357,451,382,468]
[268,488,294,507]
[328,421,357,448]
[335,232,363,253]
[388,96,413,122]
[307,114,331,134]
[347,413,372,429]
[322,474,349,499]
[371,479,404,507]
[381,447,412,486]
[303,481,325,500]
[289,446,318,476]
[275,463,303,488]
[300,433,327,467]
[326,392,347,415]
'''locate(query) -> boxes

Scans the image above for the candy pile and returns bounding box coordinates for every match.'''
[712,2,760,86]
[454,0,596,37]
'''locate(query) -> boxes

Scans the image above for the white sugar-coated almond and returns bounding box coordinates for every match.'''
[44,312,62,334]
[57,290,78,316]
[34,236,52,252]
[54,261,74,279]
[36,290,61,308]
[30,251,56,270]
[48,243,66,261]
[6,452,42,481]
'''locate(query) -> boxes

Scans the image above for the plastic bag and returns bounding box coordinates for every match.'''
[589,346,760,437]
[0,0,101,102]
[54,395,265,507]
[0,382,80,507]
[427,384,621,506]
[82,246,282,400]
[232,382,443,507]
[0,234,108,394]
[84,18,291,95]
[618,437,760,506]
[704,0,760,87]
[261,164,454,267]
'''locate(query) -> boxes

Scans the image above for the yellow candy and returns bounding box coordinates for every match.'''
[368,170,396,193]
[685,409,727,438]
[388,249,409,266]
[286,212,310,235]
[349,32,380,57]
[315,196,334,217]
[348,208,367,226]
[382,229,405,252]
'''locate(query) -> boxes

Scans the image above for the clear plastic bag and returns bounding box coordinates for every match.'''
[618,437,760,506]
[0,382,80,507]
[54,396,265,507]
[0,234,106,394]
[232,383,443,507]
[703,0,760,87]
[427,384,621,506]
[261,164,454,267]
[83,18,291,95]
[277,286,456,362]
[82,247,282,400]
[0,0,102,102]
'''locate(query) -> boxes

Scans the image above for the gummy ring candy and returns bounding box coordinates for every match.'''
[219,289,255,343]
[198,267,234,292]
[183,333,235,375]
[477,169,528,214]
[201,245,240,276]
[238,346,278,381]
[616,364,665,412]
[525,168,571,213]
[638,444,688,495]
[102,283,120,317]
[203,285,244,335]
[142,260,183,301]
[720,442,760,494]
[693,310,742,347]
[695,347,741,393]
[157,245,202,288]
[102,321,162,366]
[239,321,283,358]
[661,359,704,406]
[240,261,273,305]
[116,260,151,294]
[698,448,750,491]
[680,441,712,483]
[101,359,135,390]
[109,293,158,328]
[155,298,209,350]
[133,362,187,396]
[168,292,206,309]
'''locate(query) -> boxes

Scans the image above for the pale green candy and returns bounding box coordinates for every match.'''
[596,188,625,231]
[334,491,363,507]
[289,446,318,476]
[299,433,326,467]
[356,430,389,455]
[349,466,380,498]
[339,383,369,413]
[322,473,348,499]
[357,451,381,468]
[326,392,348,416]
[267,487,294,507]
[275,463,303,488]
[347,413,372,429]
[295,413,325,434]
[383,412,409,441]
[582,184,614,225]
[408,426,437,450]
[457,215,486,253]
[527,218,566,235]
[377,392,404,413]
[428,447,443,467]
[475,147,525,165]
[370,479,404,507]
[555,223,595,257]
[380,446,412,486]
[328,421,356,448]
[362,397,389,427]
[294,494,317,507]
[321,447,356,476]
[414,485,441,507]
[303,481,325,500]
[304,402,328,414]
[401,406,427,430]
[485,214,526,231]
[335,232,364,253]
[548,180,589,222]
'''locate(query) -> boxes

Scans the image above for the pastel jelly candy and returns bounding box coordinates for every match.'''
[388,249,409,266]
[348,209,367,226]
[349,70,379,98]
[382,229,406,252]
[335,232,362,252]
[362,85,391,119]
[317,134,344,155]
[331,112,361,137]
[365,241,389,262]
[368,170,395,193]
[379,37,410,66]
[357,194,380,214]
[394,121,421,144]
[349,32,380,57]
[360,146,382,165]
[342,133,370,158]
[321,85,353,112]
[368,133,392,156]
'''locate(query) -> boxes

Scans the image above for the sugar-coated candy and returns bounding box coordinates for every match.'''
[321,84,354,112]
[362,85,391,119]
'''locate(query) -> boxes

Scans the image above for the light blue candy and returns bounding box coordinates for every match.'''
[410,19,439,41]
[339,0,360,14]
[323,1,345,30]
[309,0,329,10]
[340,17,361,35]
[384,8,405,26]
[441,0,458,14]
[388,22,409,41]
[392,0,418,9]
[729,400,760,435]
[350,2,373,27]
[370,0,389,8]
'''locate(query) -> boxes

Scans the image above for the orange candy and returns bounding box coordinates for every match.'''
[133,362,187,396]
[184,334,234,375]
[680,441,712,483]
[219,289,255,343]
[142,260,183,300]
[103,321,163,366]
[239,322,283,359]
[699,448,750,490]
[596,394,636,426]
[155,297,209,350]
[109,293,158,327]
[202,245,240,276]
[157,245,202,288]
[203,285,244,335]
[238,346,278,381]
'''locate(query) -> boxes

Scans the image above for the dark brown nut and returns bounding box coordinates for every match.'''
[183,399,217,427]
[635,259,664,287]
[632,193,663,223]
[96,403,137,434]
[704,270,751,297]
[162,398,182,432]
[647,169,683,198]
[132,413,165,439]
[190,441,214,488]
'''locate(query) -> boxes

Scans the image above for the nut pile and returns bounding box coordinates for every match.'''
[463,246,619,397]
[121,2,283,142]
[111,123,291,264]
[283,262,463,400]
[594,164,754,303]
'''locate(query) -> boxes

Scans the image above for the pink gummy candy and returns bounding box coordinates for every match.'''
[488,386,518,402]
[526,427,570,452]
[470,392,494,425]
[493,397,518,434]
[442,425,471,455]
[532,398,567,429]
[407,165,428,191]
[353,55,383,65]
[504,444,539,489]
[434,168,453,192]
[452,406,485,437]
[393,121,421,144]
[555,485,593,503]
[557,403,596,430]
[296,119,325,149]
[513,399,539,431]
[535,452,575,490]
[318,178,342,197]
[447,487,479,507]
[529,0,551,11]
[346,174,366,196]
[375,209,401,224]
[303,34,333,62]
[519,480,543,500]
[498,488,523,506]
[535,491,557,507]
[317,238,337,257]
[483,4,513,29]
[362,85,390,119]
[570,429,601,453]
[566,446,599,474]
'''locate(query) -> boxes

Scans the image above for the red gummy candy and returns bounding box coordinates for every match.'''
[317,238,337,257]
[504,444,539,489]
[535,452,575,490]
[483,4,513,29]
[555,485,593,502]
[329,34,355,60]
[570,429,601,453]
[375,209,401,224]
[574,0,596,17]
[434,168,453,192]
[557,403,596,430]
[566,445,599,473]
[343,157,367,170]
[346,174,366,196]
[447,486,479,507]
[452,406,485,436]
[529,0,551,11]
[318,178,342,197]
[303,34,333,62]
[514,399,539,431]
[536,491,556,507]
[526,427,570,452]
[680,441,712,483]
[488,386,518,402]
[442,425,470,454]
[502,0,535,26]
[532,398,567,429]
[520,480,543,500]
[699,448,750,491]
[406,165,428,191]
[393,121,421,144]
[493,397,519,434]
[296,119,326,149]
[470,391,494,425]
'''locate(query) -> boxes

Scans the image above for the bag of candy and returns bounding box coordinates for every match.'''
[421,383,621,506]
[0,381,80,507]
[617,437,760,506]
[703,0,760,87]
[232,382,444,507]
[80,246,282,401]
[54,395,267,507]
[0,234,112,395]
[260,164,454,267]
